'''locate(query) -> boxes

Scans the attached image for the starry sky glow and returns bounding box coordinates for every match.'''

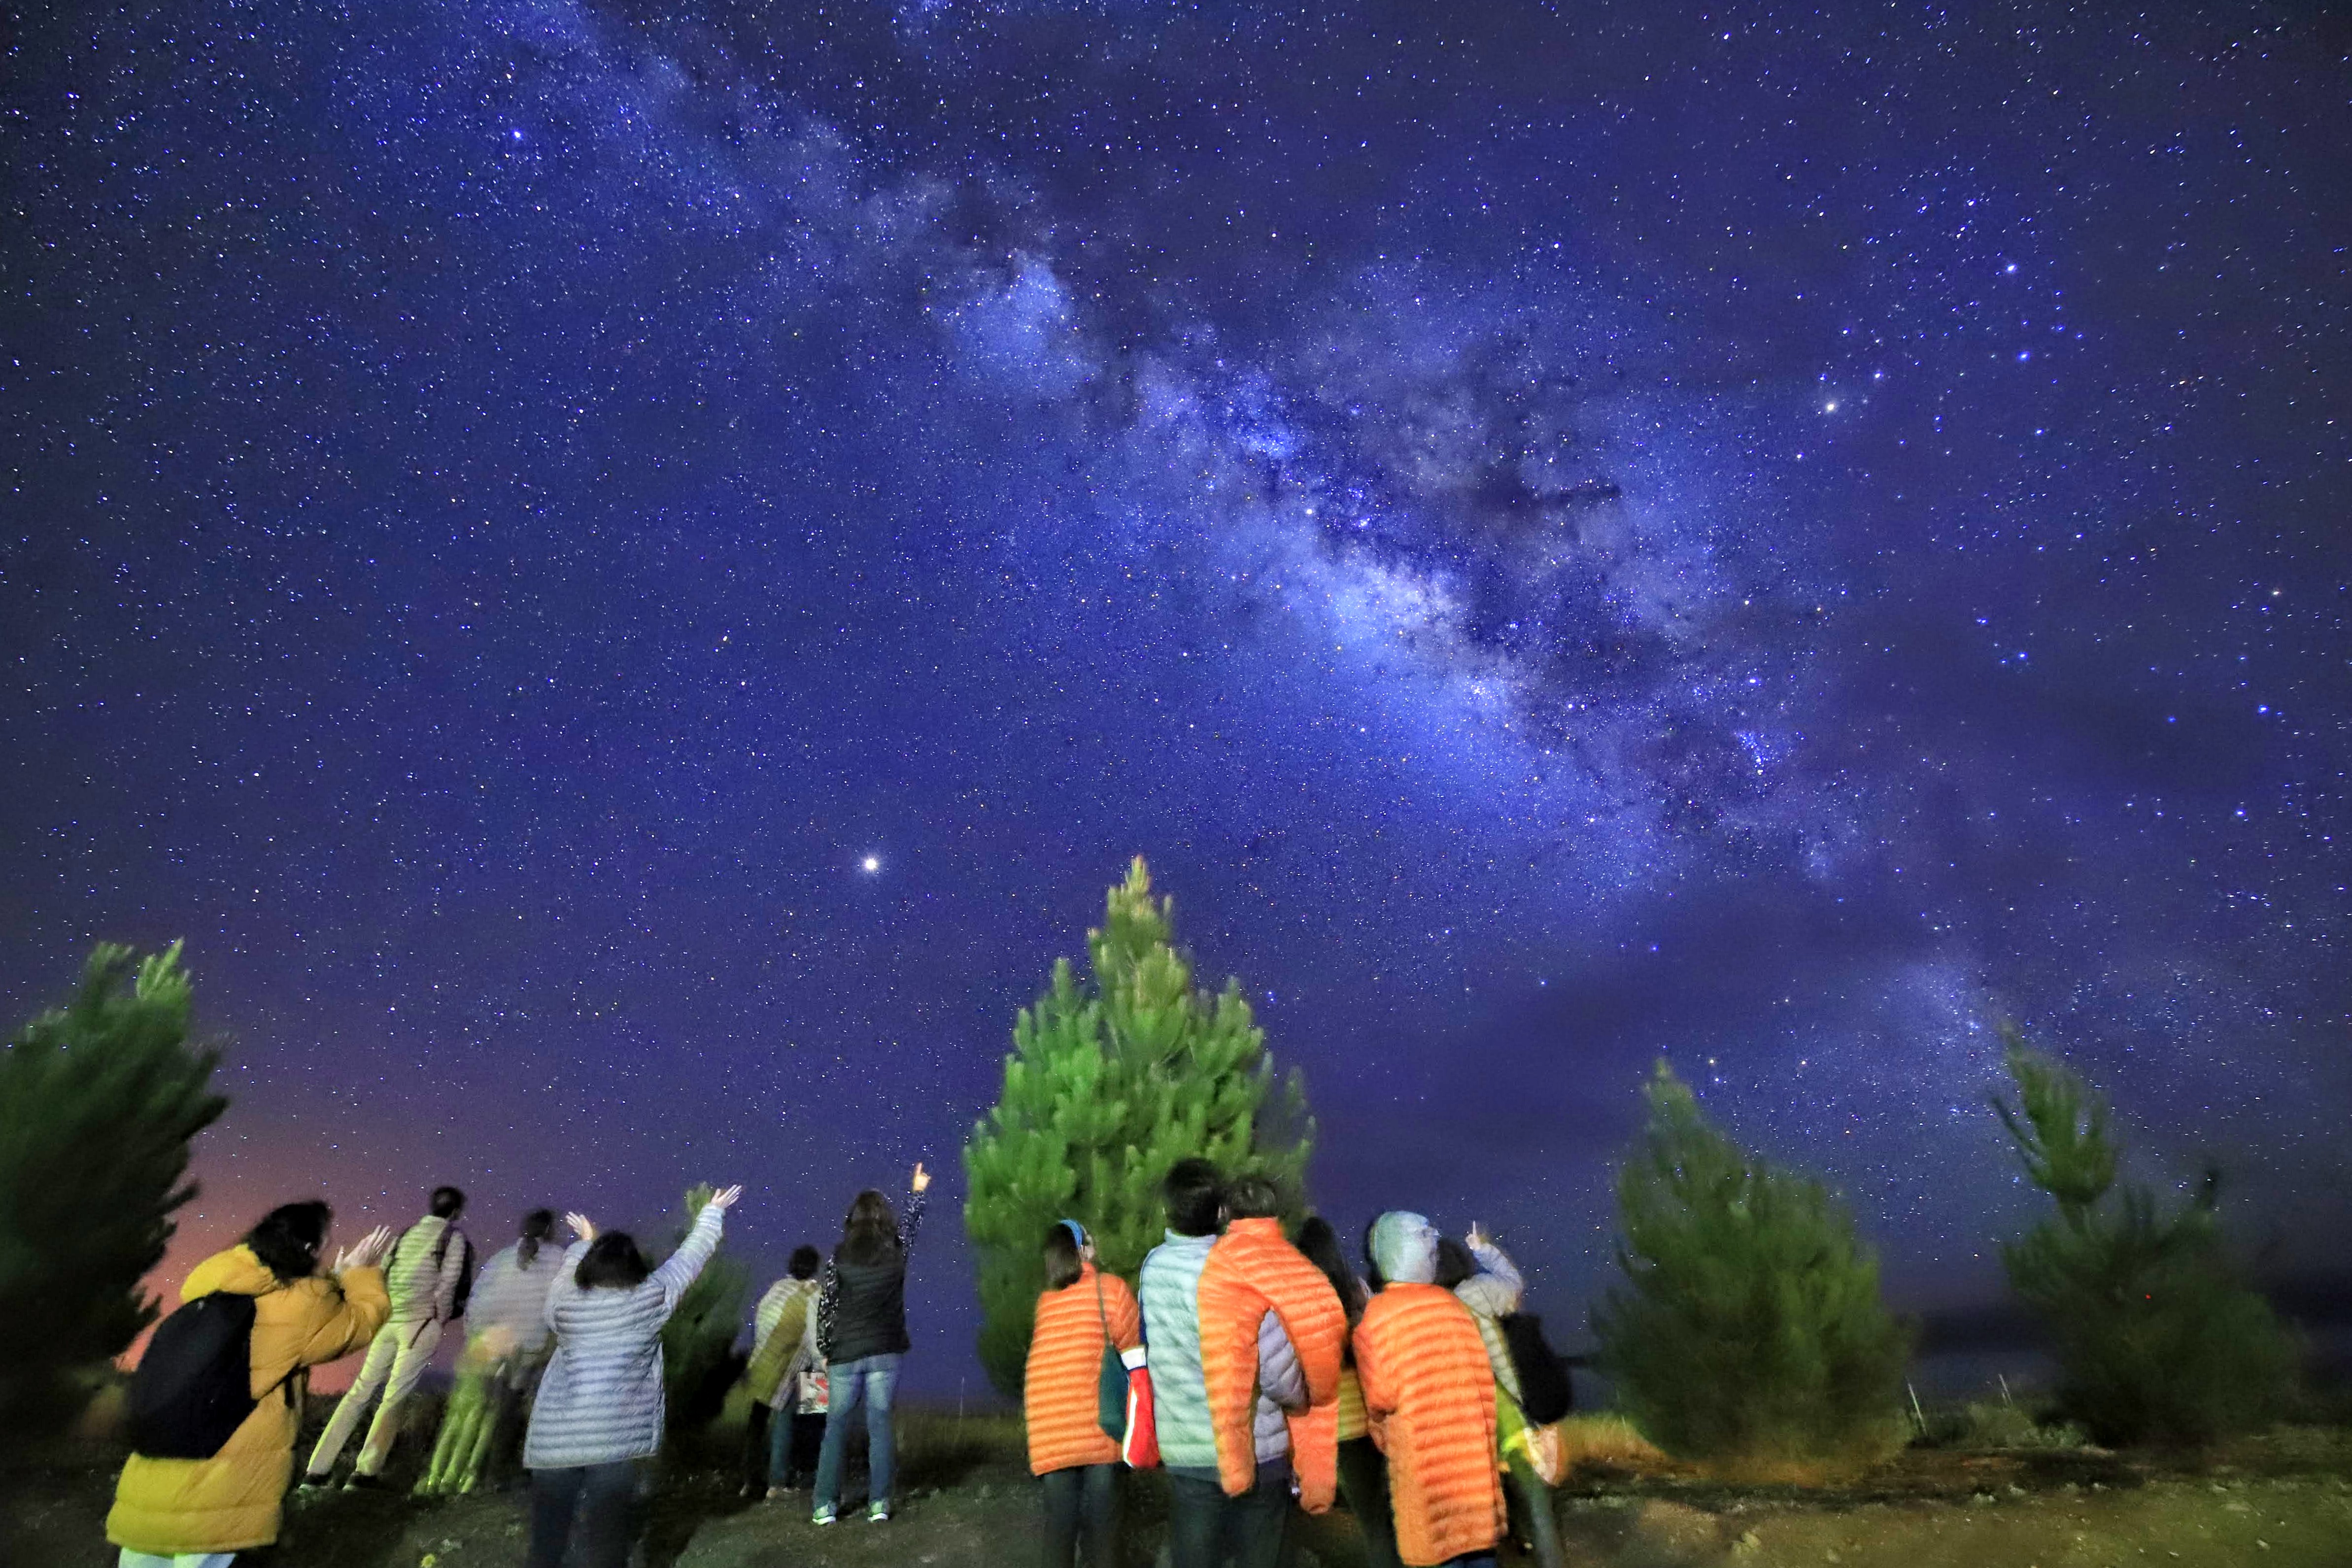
[5,0,2348,1391]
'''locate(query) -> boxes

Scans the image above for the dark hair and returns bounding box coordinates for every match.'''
[1361,1219,1386,1293]
[575,1232,651,1289]
[1222,1172,1283,1222]
[1042,1222,1085,1292]
[837,1190,901,1268]
[1433,1236,1475,1292]
[1162,1158,1224,1237]
[245,1201,332,1283]
[787,1244,822,1280]
[517,1208,556,1267]
[1294,1216,1363,1327]
[430,1186,467,1220]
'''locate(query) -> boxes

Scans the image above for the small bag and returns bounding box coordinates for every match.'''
[796,1366,829,1416]
[1094,1272,1127,1442]
[1118,1349,1157,1468]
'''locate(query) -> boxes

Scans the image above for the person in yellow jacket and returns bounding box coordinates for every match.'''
[107,1202,394,1567]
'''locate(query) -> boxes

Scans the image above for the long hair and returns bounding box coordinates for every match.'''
[517,1208,556,1267]
[245,1201,332,1284]
[836,1190,900,1269]
[1295,1215,1363,1328]
[1042,1222,1085,1293]
[1433,1236,1476,1292]
[576,1232,652,1289]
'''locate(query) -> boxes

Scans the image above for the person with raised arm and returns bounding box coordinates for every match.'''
[811,1160,931,1527]
[108,1204,395,1567]
[522,1185,741,1568]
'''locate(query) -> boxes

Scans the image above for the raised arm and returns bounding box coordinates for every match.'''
[653,1187,737,1312]
[1456,1226,1524,1317]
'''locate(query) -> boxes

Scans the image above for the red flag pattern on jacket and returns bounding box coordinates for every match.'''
[1194,1217,1348,1512]
[1353,1282,1507,1568]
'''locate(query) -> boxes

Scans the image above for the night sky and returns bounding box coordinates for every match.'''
[5,1,2348,1395]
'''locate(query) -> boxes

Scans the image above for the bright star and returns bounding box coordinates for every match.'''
[860,854,881,874]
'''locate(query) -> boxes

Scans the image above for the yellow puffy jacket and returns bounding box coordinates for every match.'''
[106,1246,390,1556]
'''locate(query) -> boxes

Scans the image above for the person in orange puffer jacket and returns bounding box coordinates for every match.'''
[1196,1175,1349,1532]
[1354,1211,1507,1568]
[1024,1220,1142,1568]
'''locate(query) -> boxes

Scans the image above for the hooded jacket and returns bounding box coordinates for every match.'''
[1023,1262,1142,1475]
[106,1248,390,1556]
[1354,1283,1507,1568]
[1196,1218,1348,1511]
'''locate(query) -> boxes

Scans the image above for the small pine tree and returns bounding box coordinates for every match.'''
[964,857,1313,1396]
[0,942,228,1440]
[1995,1030,2292,1445]
[1593,1061,1910,1472]
[661,1183,750,1432]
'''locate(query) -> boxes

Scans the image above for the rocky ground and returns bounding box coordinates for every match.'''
[10,1402,2352,1568]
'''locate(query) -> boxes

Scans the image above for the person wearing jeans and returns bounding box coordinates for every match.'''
[523,1185,740,1568]
[1024,1220,1142,1568]
[811,1162,930,1526]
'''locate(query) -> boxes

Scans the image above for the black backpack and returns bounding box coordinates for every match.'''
[1500,1311,1574,1426]
[126,1292,290,1459]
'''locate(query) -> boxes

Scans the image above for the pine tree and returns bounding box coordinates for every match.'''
[1593,1061,1909,1472]
[661,1183,751,1432]
[963,856,1313,1396]
[1995,1029,2292,1445]
[0,943,227,1440]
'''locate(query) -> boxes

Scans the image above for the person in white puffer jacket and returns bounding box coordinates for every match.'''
[523,1185,740,1568]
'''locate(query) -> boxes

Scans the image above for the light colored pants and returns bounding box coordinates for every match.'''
[307,1317,443,1477]
[120,1553,235,1568]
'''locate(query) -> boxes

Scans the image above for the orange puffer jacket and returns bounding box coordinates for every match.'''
[1024,1264,1142,1475]
[1353,1283,1506,1568]
[1195,1218,1347,1511]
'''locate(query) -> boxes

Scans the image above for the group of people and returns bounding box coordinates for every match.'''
[102,1153,1546,1568]
[104,1163,931,1568]
[1020,1158,1562,1568]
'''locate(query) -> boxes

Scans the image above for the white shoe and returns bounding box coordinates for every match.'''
[811,1504,837,1526]
[868,1501,891,1523]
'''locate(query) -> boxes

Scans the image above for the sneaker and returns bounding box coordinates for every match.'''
[292,1476,334,1504]
[867,1501,890,1524]
[811,1505,837,1527]
[343,1472,388,1492]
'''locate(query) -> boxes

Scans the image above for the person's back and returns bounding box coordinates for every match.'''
[527,1200,726,1470]
[1197,1182,1346,1513]
[1137,1162,1225,1479]
[470,1233,566,1357]
[1357,1211,1506,1568]
[385,1208,474,1323]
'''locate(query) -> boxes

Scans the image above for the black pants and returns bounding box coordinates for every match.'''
[527,1460,641,1568]
[786,1411,825,1481]
[1334,1436,1404,1568]
[1165,1465,1291,1568]
[746,1400,774,1494]
[1040,1462,1119,1568]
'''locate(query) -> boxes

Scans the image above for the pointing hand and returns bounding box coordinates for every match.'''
[911,1161,932,1195]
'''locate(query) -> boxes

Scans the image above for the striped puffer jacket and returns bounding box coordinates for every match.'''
[1023,1264,1141,1475]
[1196,1218,1347,1512]
[1353,1283,1505,1568]
[1138,1232,1304,1476]
[523,1202,725,1469]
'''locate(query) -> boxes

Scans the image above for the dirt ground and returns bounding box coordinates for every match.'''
[10,1402,2352,1568]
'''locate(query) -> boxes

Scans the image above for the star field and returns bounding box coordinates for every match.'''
[3,0,2347,1388]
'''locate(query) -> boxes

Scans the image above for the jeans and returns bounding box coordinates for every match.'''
[1334,1435,1404,1568]
[813,1353,902,1511]
[1165,1463,1292,1568]
[769,1407,824,1485]
[307,1318,443,1477]
[1039,1462,1119,1568]
[527,1460,643,1568]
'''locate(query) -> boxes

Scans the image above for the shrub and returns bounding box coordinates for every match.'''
[1995,1031,2294,1445]
[1593,1061,1911,1472]
[0,943,227,1443]
[661,1184,750,1431]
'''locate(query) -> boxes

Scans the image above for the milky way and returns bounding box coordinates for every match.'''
[4,0,2346,1388]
